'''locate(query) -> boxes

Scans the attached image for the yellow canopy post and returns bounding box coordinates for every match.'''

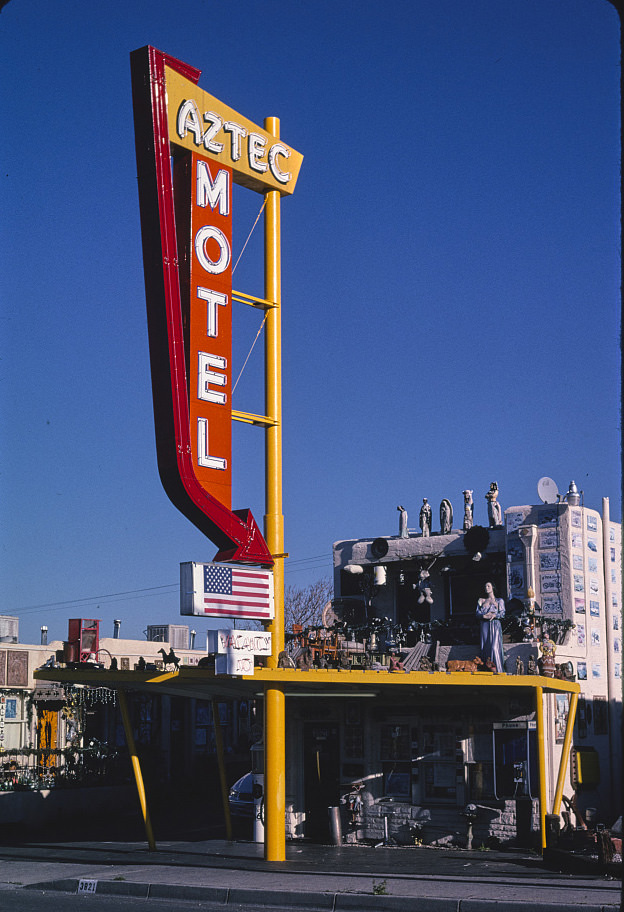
[117,688,156,851]
[552,691,579,816]
[535,685,547,851]
[212,698,233,840]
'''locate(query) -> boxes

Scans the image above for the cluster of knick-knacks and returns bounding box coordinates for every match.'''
[398,482,503,537]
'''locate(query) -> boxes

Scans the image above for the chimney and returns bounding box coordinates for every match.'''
[190,629,196,649]
[40,626,48,646]
[113,619,121,639]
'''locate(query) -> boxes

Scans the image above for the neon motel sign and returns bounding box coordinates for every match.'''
[131,47,303,565]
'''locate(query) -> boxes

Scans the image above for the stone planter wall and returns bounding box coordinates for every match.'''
[0,784,135,827]
[337,798,540,847]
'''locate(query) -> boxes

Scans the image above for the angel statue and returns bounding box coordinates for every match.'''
[419,498,432,537]
[397,505,408,539]
[440,499,453,534]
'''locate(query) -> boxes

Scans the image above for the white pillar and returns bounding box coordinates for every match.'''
[601,497,621,809]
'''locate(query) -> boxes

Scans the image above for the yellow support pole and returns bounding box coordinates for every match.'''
[264,682,286,859]
[535,685,547,851]
[117,689,156,851]
[212,699,233,841]
[262,115,286,862]
[552,692,578,816]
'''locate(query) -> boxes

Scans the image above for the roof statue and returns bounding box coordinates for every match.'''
[485,481,503,528]
[440,498,453,534]
[419,498,432,537]
[462,489,474,530]
[397,505,409,539]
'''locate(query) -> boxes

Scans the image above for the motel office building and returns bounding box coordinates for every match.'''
[278,494,621,846]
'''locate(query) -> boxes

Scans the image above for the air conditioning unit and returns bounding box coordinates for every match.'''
[146,625,189,649]
[0,616,18,644]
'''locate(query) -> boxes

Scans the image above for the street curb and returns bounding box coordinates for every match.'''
[150,883,230,903]
[229,887,334,909]
[23,879,620,912]
[22,880,458,909]
[334,894,458,911]
[460,902,609,912]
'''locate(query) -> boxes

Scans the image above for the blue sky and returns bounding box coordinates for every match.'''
[1,0,620,646]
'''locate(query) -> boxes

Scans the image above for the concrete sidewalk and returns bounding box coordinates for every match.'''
[0,838,620,911]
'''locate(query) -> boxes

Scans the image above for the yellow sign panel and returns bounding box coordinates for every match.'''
[165,67,303,196]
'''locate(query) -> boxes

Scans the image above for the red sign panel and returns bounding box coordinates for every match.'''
[176,152,233,507]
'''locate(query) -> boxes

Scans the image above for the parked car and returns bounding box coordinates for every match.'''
[228,772,254,820]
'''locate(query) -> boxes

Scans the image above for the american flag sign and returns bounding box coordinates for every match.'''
[180,561,274,620]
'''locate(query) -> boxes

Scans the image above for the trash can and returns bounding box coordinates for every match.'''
[516,797,533,847]
[545,814,560,849]
[585,807,598,828]
[328,806,342,845]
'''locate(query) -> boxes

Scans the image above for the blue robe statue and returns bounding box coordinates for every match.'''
[476,589,505,673]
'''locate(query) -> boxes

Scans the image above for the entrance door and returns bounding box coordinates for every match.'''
[37,708,58,767]
[303,723,340,842]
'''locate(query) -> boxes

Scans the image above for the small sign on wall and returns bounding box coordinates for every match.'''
[208,628,271,677]
[216,651,255,676]
[7,651,28,686]
[207,629,272,656]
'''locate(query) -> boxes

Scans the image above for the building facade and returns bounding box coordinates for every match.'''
[304,489,622,846]
[0,621,253,832]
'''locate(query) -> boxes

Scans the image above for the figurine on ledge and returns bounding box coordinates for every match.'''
[419,498,432,537]
[539,633,557,677]
[476,581,505,673]
[397,505,409,539]
[440,498,453,534]
[296,647,313,671]
[485,481,503,528]
[159,647,180,670]
[277,650,295,669]
[463,489,474,530]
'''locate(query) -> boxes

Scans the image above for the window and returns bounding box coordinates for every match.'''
[492,723,537,799]
[420,725,459,802]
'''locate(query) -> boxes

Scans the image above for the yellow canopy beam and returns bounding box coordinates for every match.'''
[212,698,233,841]
[232,409,278,427]
[232,289,277,310]
[552,691,579,816]
[117,689,156,851]
[535,685,547,852]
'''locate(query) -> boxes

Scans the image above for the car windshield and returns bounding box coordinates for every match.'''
[231,773,253,796]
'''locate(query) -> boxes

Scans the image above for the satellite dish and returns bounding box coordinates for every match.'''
[537,477,559,504]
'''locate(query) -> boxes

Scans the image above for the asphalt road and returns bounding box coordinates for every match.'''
[0,893,278,912]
